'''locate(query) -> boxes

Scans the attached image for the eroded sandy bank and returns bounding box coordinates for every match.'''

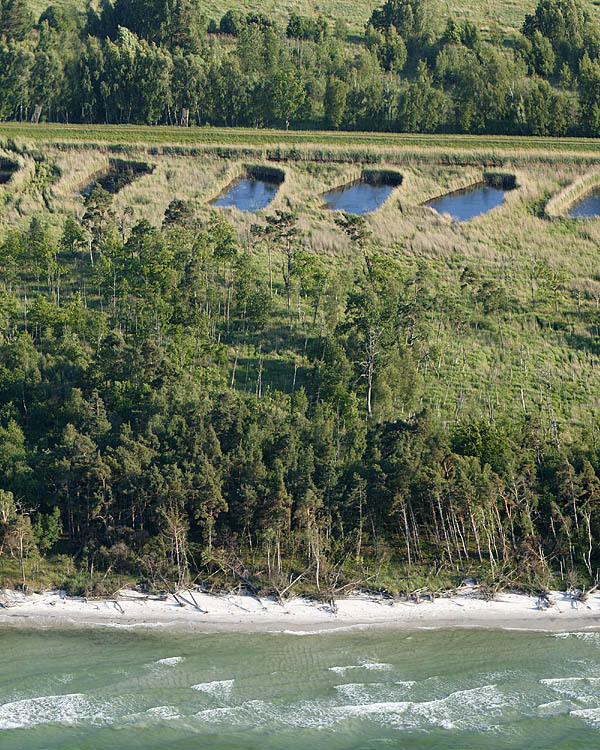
[2,587,600,633]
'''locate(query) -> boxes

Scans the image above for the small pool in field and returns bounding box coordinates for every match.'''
[0,159,18,184]
[426,183,511,222]
[568,192,600,218]
[211,169,283,213]
[212,178,279,212]
[324,181,395,215]
[82,160,153,196]
[323,170,403,216]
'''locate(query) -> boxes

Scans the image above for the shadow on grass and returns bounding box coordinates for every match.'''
[233,355,310,395]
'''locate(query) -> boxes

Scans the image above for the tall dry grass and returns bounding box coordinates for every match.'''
[544,170,600,218]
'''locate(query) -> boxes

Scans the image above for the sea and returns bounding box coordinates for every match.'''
[1,625,600,749]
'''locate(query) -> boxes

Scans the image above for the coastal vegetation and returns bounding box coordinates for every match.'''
[2,0,600,602]
[0,128,599,601]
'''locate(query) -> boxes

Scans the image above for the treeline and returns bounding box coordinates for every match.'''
[2,0,600,135]
[0,190,599,592]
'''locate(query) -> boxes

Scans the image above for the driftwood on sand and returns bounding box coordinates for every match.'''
[569,583,599,608]
[156,575,208,613]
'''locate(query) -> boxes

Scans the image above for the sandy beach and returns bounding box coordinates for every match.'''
[2,586,600,633]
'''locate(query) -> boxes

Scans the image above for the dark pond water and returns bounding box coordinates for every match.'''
[212,178,280,212]
[0,161,17,184]
[426,184,509,222]
[323,181,395,215]
[568,192,600,218]
[83,163,152,196]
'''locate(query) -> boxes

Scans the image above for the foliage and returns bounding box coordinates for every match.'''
[0,0,596,135]
[0,187,598,592]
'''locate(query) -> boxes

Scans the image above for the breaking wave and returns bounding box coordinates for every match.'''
[191,679,234,698]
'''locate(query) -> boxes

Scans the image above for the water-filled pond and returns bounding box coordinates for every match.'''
[0,159,18,184]
[568,192,600,218]
[212,177,280,212]
[83,161,153,196]
[426,183,510,222]
[323,181,395,215]
[323,170,402,216]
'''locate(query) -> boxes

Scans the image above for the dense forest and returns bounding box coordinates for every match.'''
[0,176,599,597]
[1,0,600,136]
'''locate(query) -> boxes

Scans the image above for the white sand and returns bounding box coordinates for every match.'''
[2,587,600,633]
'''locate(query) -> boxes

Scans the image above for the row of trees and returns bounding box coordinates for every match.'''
[0,0,600,134]
[0,185,599,592]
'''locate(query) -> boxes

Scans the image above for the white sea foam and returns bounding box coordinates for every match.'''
[190,683,510,733]
[403,684,507,730]
[541,677,600,688]
[571,707,600,726]
[501,627,555,633]
[155,656,184,666]
[334,700,412,718]
[329,661,392,674]
[146,705,181,719]
[329,665,359,674]
[55,673,75,684]
[551,632,600,644]
[325,687,500,732]
[540,677,600,703]
[191,679,234,698]
[279,624,368,636]
[119,704,182,725]
[334,681,415,704]
[143,655,185,674]
[195,700,269,724]
[195,706,236,721]
[334,683,368,702]
[0,693,113,730]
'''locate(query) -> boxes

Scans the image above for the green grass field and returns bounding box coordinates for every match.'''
[26,0,542,35]
[4,122,600,157]
[195,0,540,35]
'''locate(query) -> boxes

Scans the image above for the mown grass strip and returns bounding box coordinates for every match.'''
[2,123,600,156]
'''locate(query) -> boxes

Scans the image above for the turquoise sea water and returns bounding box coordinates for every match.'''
[1,625,600,749]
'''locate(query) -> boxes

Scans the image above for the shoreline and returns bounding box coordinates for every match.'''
[2,587,600,634]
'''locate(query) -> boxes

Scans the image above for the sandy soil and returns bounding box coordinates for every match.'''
[2,586,600,633]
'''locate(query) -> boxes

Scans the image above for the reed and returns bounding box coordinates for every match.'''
[544,170,600,218]
[360,168,404,186]
[483,171,517,189]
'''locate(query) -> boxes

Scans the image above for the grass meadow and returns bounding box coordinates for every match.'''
[24,0,556,39]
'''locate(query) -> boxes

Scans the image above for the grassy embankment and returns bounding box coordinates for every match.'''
[545,170,600,217]
[0,544,569,598]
